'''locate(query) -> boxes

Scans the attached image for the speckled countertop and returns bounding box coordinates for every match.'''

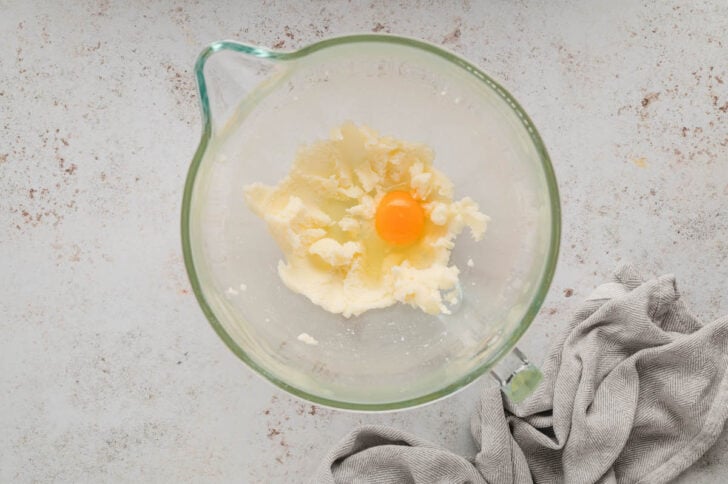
[2,1,727,482]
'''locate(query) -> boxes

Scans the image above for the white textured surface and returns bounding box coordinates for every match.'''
[1,1,726,482]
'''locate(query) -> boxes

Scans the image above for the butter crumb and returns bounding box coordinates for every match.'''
[297,333,319,345]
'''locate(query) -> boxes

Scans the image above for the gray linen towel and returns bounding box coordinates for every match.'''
[313,264,728,483]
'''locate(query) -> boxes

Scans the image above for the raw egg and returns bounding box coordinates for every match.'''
[375,191,425,246]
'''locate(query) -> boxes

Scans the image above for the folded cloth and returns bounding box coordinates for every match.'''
[313,264,728,483]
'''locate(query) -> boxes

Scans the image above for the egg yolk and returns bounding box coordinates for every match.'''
[375,191,425,246]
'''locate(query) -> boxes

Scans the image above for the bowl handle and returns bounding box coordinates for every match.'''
[490,347,542,403]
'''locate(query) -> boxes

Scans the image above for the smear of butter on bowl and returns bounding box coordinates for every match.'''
[244,122,489,317]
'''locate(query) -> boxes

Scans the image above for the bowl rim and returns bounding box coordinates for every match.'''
[181,33,561,411]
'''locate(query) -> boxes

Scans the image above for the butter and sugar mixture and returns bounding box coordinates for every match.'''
[244,123,488,317]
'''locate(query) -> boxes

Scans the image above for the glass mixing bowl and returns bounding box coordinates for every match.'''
[182,35,560,411]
